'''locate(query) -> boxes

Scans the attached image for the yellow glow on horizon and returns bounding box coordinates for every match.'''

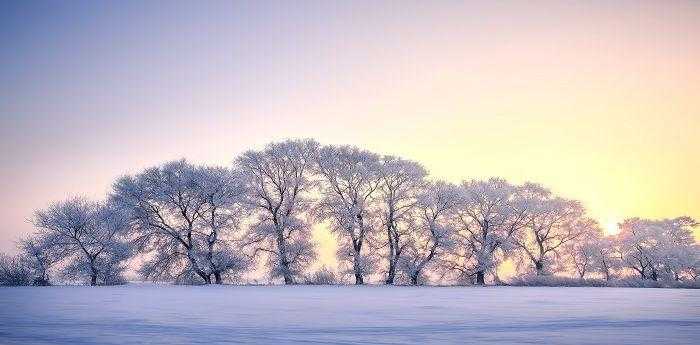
[604,220,621,236]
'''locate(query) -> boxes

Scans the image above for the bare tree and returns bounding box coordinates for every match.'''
[377,156,427,284]
[111,160,249,284]
[236,139,318,284]
[447,178,529,285]
[398,181,460,285]
[313,145,381,284]
[512,183,594,276]
[33,197,131,285]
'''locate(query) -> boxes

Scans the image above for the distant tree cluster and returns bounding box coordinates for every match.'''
[2,139,698,286]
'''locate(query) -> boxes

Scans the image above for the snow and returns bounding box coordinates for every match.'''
[1,285,698,344]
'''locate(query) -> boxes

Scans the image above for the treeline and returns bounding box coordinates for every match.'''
[1,139,698,286]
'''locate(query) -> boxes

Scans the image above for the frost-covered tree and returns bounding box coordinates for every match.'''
[236,139,318,284]
[681,244,700,280]
[195,166,252,283]
[564,223,604,279]
[313,145,381,284]
[377,156,427,284]
[18,235,64,285]
[0,253,33,286]
[618,217,697,281]
[33,197,132,285]
[398,181,461,285]
[512,184,595,276]
[111,160,250,284]
[588,236,621,281]
[447,178,529,285]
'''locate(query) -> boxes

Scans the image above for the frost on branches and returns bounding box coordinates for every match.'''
[618,217,698,281]
[110,160,250,284]
[236,139,318,284]
[4,138,699,286]
[398,181,461,285]
[313,145,381,284]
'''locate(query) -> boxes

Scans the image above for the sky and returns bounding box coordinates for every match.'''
[1,1,699,270]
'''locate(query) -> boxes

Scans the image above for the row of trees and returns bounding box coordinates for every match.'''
[2,139,698,286]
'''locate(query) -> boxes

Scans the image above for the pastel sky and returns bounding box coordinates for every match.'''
[1,1,698,269]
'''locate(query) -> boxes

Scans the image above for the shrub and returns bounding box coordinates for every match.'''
[306,266,338,285]
[508,275,700,289]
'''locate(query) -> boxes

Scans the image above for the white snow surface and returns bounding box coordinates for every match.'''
[1,285,698,344]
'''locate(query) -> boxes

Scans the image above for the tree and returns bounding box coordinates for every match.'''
[196,166,252,283]
[33,197,131,285]
[377,156,427,284]
[680,244,700,280]
[618,217,697,281]
[565,224,604,279]
[512,183,595,276]
[0,253,33,286]
[398,181,461,285]
[448,178,529,285]
[111,160,249,284]
[236,139,318,284]
[588,236,621,281]
[18,235,64,285]
[313,145,381,284]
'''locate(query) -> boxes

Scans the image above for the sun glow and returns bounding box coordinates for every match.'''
[604,220,621,236]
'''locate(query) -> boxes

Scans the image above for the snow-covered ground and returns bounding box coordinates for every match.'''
[1,285,698,344]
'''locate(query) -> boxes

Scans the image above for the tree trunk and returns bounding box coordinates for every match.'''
[410,273,419,286]
[280,255,294,284]
[354,273,364,285]
[279,250,294,284]
[89,263,98,286]
[385,217,397,285]
[214,272,223,284]
[276,230,295,285]
[352,246,364,285]
[202,274,212,284]
[535,261,545,276]
[385,258,396,284]
[475,270,486,285]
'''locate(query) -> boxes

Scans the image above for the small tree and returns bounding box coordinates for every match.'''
[307,266,338,285]
[0,253,33,286]
[33,197,131,285]
[18,235,64,285]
